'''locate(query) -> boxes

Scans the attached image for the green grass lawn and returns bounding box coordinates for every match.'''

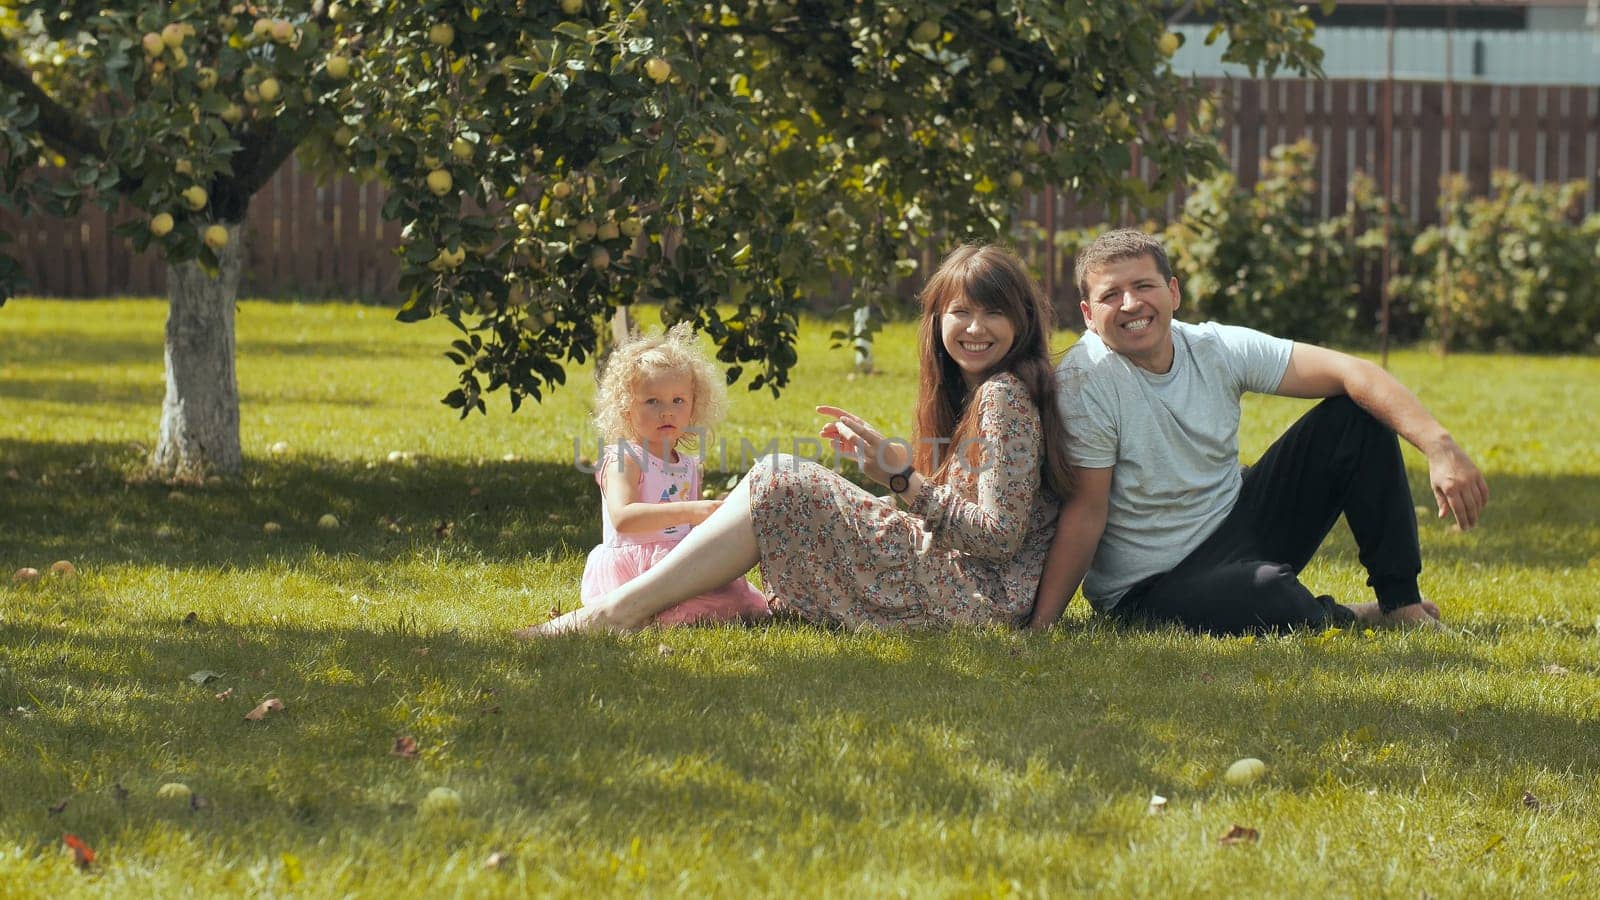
[2,298,1597,897]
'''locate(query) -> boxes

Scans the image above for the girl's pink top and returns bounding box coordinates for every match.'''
[593,442,701,546]
[581,441,769,624]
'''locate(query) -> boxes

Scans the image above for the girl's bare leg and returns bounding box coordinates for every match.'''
[516,477,762,636]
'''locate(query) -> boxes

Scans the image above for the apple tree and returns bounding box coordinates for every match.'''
[0,0,1323,477]
[0,0,360,478]
[343,0,1321,415]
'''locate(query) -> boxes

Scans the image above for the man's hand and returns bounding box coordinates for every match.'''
[1427,437,1489,530]
[1027,466,1111,629]
[1278,343,1490,532]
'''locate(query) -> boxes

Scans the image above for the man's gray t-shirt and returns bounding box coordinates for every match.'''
[1057,321,1293,609]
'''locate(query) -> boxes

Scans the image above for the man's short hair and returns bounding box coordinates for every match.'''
[1074,229,1175,299]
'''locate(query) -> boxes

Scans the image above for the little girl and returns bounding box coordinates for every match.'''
[579,323,770,625]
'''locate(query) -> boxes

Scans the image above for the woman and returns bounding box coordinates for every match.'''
[519,244,1073,634]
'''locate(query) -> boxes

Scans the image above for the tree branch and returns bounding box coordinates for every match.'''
[0,53,103,162]
[219,119,308,220]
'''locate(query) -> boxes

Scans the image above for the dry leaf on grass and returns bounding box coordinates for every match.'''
[412,647,430,657]
[1219,824,1260,845]
[1542,664,1571,676]
[392,736,418,759]
[1147,794,1168,814]
[1471,834,1505,860]
[243,698,284,721]
[282,852,304,885]
[214,687,234,702]
[657,643,674,657]
[484,851,511,870]
[188,670,223,686]
[63,834,95,869]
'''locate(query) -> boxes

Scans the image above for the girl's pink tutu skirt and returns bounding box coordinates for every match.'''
[580,541,771,625]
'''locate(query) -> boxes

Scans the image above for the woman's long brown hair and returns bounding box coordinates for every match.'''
[914,244,1074,500]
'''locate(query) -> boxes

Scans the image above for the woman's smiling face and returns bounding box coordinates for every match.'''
[939,293,1015,387]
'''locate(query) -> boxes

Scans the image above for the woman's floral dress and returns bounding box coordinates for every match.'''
[746,372,1060,628]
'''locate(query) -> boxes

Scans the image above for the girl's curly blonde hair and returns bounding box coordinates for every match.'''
[594,322,727,446]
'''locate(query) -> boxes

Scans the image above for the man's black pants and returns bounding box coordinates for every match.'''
[1112,396,1424,634]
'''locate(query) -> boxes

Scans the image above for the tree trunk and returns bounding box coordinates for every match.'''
[150,223,244,480]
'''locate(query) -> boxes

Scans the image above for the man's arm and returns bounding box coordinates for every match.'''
[1276,343,1489,529]
[1027,466,1112,629]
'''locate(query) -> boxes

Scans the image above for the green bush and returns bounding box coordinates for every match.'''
[1164,140,1365,343]
[1053,140,1411,346]
[1053,144,1599,353]
[1344,169,1426,344]
[1393,173,1600,353]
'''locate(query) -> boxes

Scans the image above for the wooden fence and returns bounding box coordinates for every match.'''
[3,77,1596,306]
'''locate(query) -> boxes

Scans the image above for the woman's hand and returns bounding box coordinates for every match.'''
[817,405,910,486]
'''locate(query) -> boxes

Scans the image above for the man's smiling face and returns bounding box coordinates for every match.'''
[1079,253,1182,374]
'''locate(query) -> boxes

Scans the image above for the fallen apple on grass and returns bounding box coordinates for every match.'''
[1224,757,1268,786]
[420,786,462,817]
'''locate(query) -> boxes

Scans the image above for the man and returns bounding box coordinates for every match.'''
[1029,229,1487,633]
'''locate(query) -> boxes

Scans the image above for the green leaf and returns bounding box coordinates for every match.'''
[597,141,633,164]
[552,22,590,42]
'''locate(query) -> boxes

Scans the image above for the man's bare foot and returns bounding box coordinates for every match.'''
[1347,601,1446,631]
[512,603,639,639]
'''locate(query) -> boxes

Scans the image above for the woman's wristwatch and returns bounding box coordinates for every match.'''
[888,464,915,494]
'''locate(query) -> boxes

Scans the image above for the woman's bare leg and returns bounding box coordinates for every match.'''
[516,477,762,636]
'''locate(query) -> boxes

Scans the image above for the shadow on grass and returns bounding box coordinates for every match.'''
[1398,466,1600,570]
[4,438,1595,574]
[0,439,598,567]
[0,323,438,370]
[0,377,164,407]
[1,612,1595,872]
[0,375,389,409]
[0,334,161,368]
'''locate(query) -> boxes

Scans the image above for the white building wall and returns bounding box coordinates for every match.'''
[1527,7,1591,31]
[1171,24,1600,85]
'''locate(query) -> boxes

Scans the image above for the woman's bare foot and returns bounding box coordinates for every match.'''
[512,602,642,639]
